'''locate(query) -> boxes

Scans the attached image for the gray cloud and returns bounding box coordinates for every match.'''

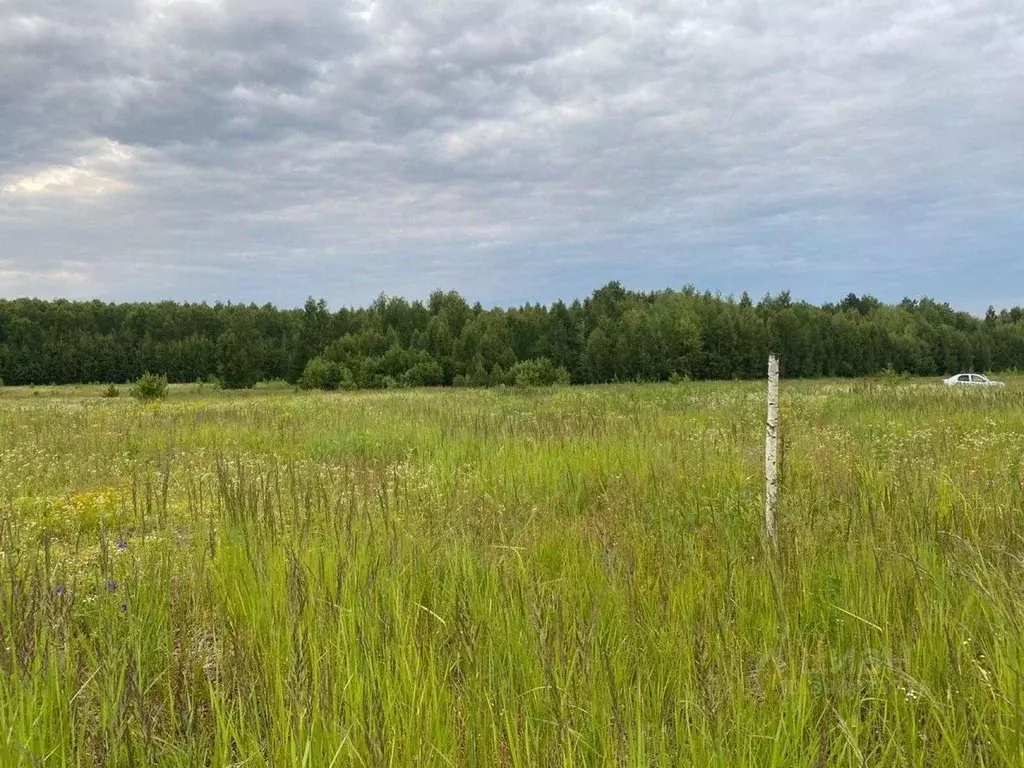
[1,0,1022,309]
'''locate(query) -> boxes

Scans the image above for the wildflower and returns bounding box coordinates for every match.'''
[55,583,66,597]
[116,539,127,553]
[120,602,128,614]
[106,579,118,593]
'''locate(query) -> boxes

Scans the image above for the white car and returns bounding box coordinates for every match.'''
[943,373,1006,387]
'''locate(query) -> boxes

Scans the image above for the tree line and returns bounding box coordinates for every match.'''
[0,283,1021,389]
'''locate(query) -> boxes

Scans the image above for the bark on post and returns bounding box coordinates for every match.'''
[765,354,780,548]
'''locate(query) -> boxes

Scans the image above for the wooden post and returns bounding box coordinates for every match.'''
[765,354,779,548]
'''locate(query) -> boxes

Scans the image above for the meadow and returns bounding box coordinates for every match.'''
[1,377,1023,766]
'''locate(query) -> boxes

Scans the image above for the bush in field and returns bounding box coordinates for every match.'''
[509,357,571,387]
[100,384,120,398]
[298,357,335,390]
[131,372,168,401]
[299,357,353,391]
[877,364,910,384]
[456,361,507,388]
[334,365,354,390]
[217,326,261,390]
[403,360,445,388]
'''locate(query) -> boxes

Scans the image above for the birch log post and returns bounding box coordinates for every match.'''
[765,354,780,548]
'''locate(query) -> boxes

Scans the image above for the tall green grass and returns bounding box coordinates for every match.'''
[1,379,1023,765]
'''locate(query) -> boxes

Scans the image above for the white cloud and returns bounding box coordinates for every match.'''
[3,141,134,197]
[0,266,93,299]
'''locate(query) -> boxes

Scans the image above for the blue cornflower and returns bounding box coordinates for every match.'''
[116,539,128,552]
[55,583,67,597]
[106,579,118,593]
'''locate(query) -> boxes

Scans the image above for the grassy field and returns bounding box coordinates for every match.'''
[1,378,1023,766]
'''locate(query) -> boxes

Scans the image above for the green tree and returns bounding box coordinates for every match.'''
[217,315,261,390]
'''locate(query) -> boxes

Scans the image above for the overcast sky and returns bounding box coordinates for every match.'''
[1,0,1021,312]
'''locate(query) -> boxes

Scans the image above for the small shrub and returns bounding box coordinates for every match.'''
[131,372,168,401]
[335,366,355,390]
[404,361,445,387]
[100,384,120,398]
[876,365,909,384]
[259,380,292,391]
[298,357,353,391]
[509,358,571,387]
[218,369,258,390]
[299,357,331,390]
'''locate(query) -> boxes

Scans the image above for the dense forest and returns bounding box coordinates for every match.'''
[1,283,1022,389]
